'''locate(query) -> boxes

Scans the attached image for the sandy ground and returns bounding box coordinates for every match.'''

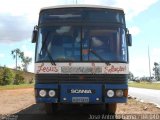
[0,88,35,114]
[0,88,160,116]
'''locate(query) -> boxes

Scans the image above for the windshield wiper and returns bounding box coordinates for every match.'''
[40,32,56,65]
[89,49,111,65]
[89,49,104,61]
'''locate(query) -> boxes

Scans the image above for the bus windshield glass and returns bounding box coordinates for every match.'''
[36,26,127,62]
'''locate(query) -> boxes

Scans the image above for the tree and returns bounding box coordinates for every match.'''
[128,71,134,81]
[153,62,160,81]
[22,56,32,72]
[11,48,32,72]
[11,48,24,70]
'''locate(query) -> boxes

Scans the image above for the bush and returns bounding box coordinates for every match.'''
[0,67,15,85]
[0,69,3,85]
[28,78,34,84]
[14,71,25,85]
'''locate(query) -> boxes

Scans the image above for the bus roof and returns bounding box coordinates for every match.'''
[40,4,124,12]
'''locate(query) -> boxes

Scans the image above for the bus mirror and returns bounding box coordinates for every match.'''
[127,34,132,46]
[32,26,38,43]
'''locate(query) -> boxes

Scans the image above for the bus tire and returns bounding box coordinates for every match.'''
[105,103,117,114]
[45,103,58,114]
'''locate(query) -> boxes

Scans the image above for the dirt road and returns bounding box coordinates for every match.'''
[0,88,160,120]
[0,88,35,114]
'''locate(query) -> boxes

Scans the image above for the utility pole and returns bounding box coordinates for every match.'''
[148,45,151,81]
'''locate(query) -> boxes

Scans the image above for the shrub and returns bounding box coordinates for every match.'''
[0,69,3,85]
[28,78,34,84]
[14,71,25,85]
[0,67,15,85]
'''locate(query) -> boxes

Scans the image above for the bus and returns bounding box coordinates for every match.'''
[32,5,132,114]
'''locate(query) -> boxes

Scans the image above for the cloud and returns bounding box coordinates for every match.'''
[129,26,140,36]
[0,0,63,43]
[0,0,63,19]
[21,45,34,58]
[0,14,33,43]
[130,55,150,77]
[130,47,160,77]
[151,48,160,63]
[112,0,158,20]
[79,0,158,20]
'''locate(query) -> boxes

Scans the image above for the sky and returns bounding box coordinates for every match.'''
[0,0,160,77]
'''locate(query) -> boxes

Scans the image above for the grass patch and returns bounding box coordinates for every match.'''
[0,83,34,90]
[129,81,160,90]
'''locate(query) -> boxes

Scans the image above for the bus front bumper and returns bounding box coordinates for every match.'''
[35,84,128,104]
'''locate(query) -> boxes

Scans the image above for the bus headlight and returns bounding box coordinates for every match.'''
[107,90,114,97]
[39,90,47,97]
[49,90,56,97]
[116,90,123,97]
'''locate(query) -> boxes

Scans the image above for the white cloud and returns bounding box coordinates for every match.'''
[130,55,150,77]
[0,0,64,43]
[129,26,140,36]
[0,14,33,43]
[151,48,160,63]
[79,0,158,20]
[21,45,34,57]
[0,0,63,21]
[113,0,158,20]
[130,47,160,77]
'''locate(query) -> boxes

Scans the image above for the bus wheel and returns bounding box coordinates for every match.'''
[105,103,117,114]
[45,103,58,114]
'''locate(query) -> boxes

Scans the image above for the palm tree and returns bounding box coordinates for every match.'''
[22,57,32,72]
[11,48,24,70]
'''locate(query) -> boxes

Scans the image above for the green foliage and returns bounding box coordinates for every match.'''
[0,69,3,85]
[28,78,34,84]
[129,71,134,81]
[14,71,25,85]
[22,56,32,72]
[0,66,34,86]
[0,67,15,85]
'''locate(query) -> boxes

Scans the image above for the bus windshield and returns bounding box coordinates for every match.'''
[36,26,127,62]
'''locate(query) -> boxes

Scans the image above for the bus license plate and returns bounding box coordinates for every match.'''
[72,97,89,103]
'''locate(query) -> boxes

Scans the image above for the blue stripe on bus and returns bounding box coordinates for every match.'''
[35,84,58,89]
[105,84,128,89]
